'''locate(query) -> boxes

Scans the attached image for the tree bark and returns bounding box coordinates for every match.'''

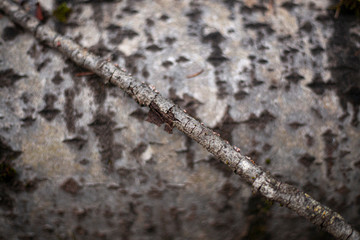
[0,0,358,239]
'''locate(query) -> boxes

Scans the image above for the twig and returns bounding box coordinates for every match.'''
[186,69,204,78]
[0,1,358,239]
[75,71,95,77]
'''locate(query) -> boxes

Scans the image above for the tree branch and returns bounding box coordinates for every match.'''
[0,0,358,239]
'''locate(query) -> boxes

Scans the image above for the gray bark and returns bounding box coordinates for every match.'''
[0,0,358,239]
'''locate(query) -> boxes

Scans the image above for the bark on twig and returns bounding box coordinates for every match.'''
[0,0,358,239]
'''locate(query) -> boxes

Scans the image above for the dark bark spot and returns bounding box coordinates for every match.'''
[130,108,148,121]
[39,93,60,121]
[106,24,139,45]
[186,8,202,22]
[182,136,194,169]
[243,110,276,130]
[147,187,163,199]
[252,78,264,86]
[316,14,332,24]
[61,178,81,195]
[38,108,60,121]
[298,153,316,167]
[146,18,155,27]
[64,88,77,132]
[207,46,228,67]
[311,107,323,119]
[165,37,177,45]
[234,90,248,100]
[307,75,335,95]
[311,46,324,55]
[257,59,268,64]
[0,138,20,209]
[176,56,189,63]
[86,75,107,105]
[305,134,314,147]
[322,130,338,157]
[0,69,25,88]
[44,93,57,107]
[131,142,147,158]
[122,6,138,15]
[21,116,36,127]
[240,5,268,15]
[324,157,335,177]
[281,2,298,11]
[79,158,90,165]
[285,72,304,84]
[159,14,169,21]
[162,61,173,68]
[89,113,121,171]
[354,161,360,169]
[37,58,51,71]
[202,31,224,45]
[288,122,305,130]
[88,39,112,57]
[169,88,202,118]
[1,26,22,41]
[146,44,163,52]
[142,66,149,78]
[244,22,274,35]
[0,136,22,166]
[300,21,313,33]
[213,107,238,144]
[63,137,87,150]
[125,53,145,75]
[223,0,238,9]
[52,71,64,85]
[327,12,360,126]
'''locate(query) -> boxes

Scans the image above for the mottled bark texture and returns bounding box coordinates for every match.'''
[0,0,358,239]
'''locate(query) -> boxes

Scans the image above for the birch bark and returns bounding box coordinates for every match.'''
[0,0,358,239]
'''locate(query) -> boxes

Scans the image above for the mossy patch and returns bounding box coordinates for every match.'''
[53,2,72,23]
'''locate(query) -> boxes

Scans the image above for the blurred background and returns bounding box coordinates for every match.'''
[0,0,359,239]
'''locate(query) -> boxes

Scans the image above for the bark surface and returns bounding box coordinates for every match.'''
[0,0,359,239]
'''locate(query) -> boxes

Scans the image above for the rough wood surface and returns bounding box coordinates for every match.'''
[0,0,359,239]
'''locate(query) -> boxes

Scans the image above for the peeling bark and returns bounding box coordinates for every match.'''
[0,0,358,239]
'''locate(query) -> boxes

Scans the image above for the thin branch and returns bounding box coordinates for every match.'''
[0,1,358,239]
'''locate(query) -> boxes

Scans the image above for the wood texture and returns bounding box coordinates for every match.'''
[0,0,358,239]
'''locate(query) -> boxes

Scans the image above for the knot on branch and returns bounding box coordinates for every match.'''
[146,102,176,133]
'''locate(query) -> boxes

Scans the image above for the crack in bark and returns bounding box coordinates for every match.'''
[190,125,196,134]
[166,104,176,114]
[197,126,205,137]
[33,22,42,37]
[253,171,266,192]
[216,145,223,155]
[184,119,191,130]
